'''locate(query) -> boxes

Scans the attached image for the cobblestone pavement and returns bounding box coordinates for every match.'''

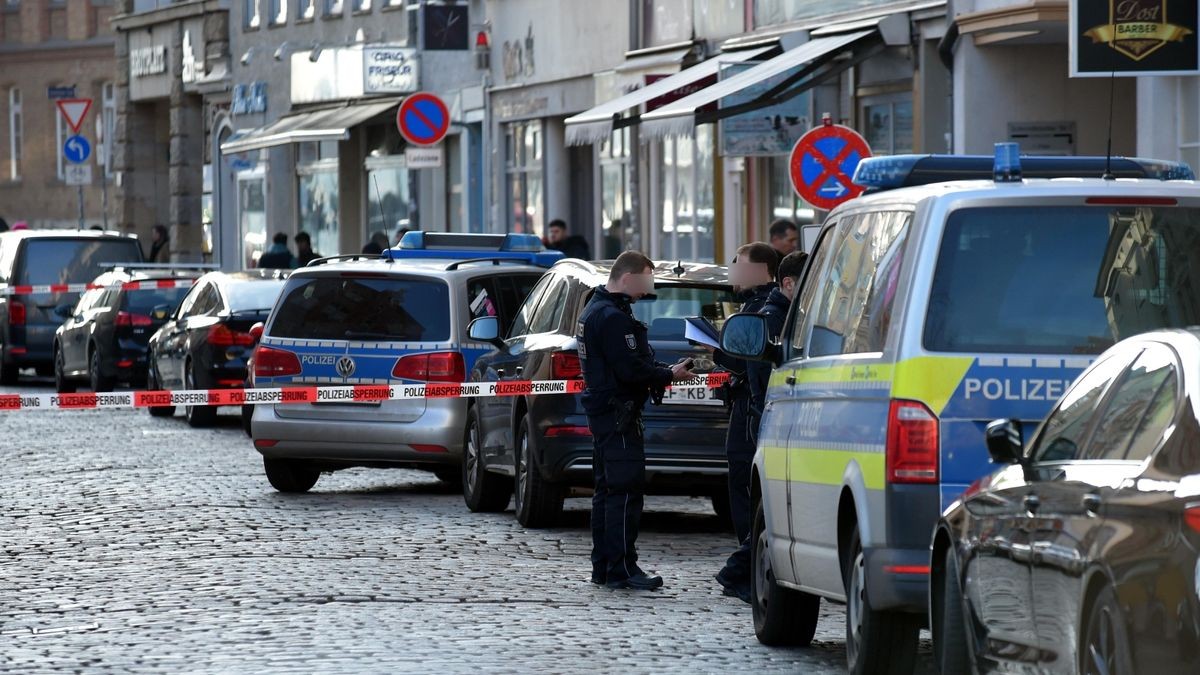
[2,378,936,673]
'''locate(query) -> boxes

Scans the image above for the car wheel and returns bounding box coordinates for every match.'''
[845,525,920,675]
[1082,585,1135,675]
[88,347,114,393]
[146,366,175,418]
[0,354,19,386]
[462,407,512,513]
[54,345,76,394]
[752,496,820,646]
[34,364,53,378]
[513,415,564,529]
[933,545,972,675]
[184,362,216,428]
[263,458,319,493]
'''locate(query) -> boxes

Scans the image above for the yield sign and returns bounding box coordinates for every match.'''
[56,98,93,134]
[789,123,872,211]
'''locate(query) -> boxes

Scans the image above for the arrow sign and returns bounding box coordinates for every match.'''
[64,135,91,164]
[56,98,93,134]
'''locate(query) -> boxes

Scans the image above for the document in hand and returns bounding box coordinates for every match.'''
[684,317,721,349]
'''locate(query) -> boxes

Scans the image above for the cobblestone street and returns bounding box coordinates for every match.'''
[3,380,934,673]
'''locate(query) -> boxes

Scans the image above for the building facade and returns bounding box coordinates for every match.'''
[0,0,119,231]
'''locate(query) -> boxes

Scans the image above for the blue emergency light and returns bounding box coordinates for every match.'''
[993,142,1022,182]
[384,231,564,267]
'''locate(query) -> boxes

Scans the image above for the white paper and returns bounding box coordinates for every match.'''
[684,320,721,349]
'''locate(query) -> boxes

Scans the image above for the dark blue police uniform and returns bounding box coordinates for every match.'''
[714,283,788,593]
[577,286,673,586]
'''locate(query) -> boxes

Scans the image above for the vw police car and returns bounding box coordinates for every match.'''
[248,233,561,493]
[717,146,1198,674]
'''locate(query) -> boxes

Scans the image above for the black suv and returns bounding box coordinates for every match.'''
[463,259,735,528]
[53,266,205,393]
[0,230,144,384]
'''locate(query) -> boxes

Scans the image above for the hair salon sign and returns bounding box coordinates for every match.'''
[1071,0,1198,76]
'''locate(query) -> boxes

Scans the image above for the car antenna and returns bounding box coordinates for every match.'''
[673,260,685,277]
[372,173,395,264]
[1102,67,1116,181]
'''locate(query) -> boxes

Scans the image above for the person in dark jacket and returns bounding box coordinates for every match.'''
[294,231,320,267]
[362,231,389,255]
[545,219,591,260]
[257,232,297,269]
[768,218,798,263]
[712,242,780,602]
[147,224,170,262]
[577,251,695,591]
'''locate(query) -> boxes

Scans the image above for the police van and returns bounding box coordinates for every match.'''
[717,147,1199,674]
[249,233,561,493]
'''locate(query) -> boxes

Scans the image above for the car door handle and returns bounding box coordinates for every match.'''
[1082,493,1102,515]
[1023,494,1041,513]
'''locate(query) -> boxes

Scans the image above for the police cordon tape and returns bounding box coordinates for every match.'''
[0,279,198,296]
[0,372,731,412]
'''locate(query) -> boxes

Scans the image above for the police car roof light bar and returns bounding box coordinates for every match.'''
[387,231,564,268]
[993,142,1022,183]
[852,154,1196,192]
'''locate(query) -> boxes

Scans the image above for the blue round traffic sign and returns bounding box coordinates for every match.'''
[64,135,91,164]
[396,93,450,147]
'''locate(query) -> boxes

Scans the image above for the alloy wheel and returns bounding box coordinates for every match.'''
[755,522,772,610]
[515,432,528,514]
[847,551,866,665]
[1086,603,1118,675]
[465,419,480,496]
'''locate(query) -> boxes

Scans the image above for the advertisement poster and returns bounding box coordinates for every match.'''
[1071,0,1198,76]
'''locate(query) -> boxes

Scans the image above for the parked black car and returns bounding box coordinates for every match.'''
[930,330,1200,675]
[147,270,288,427]
[53,267,205,393]
[0,230,143,384]
[463,259,735,528]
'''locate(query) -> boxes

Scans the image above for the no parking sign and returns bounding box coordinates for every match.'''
[396,92,450,147]
[789,122,872,210]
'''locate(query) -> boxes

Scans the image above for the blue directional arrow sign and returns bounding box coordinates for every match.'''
[64,135,91,164]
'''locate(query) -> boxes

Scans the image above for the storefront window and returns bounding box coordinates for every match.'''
[862,96,914,156]
[506,121,543,236]
[238,173,267,268]
[366,158,412,241]
[599,128,634,259]
[660,125,715,262]
[767,155,817,226]
[642,0,692,47]
[1180,79,1200,172]
[298,165,339,259]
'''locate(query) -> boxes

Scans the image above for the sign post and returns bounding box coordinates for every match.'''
[57,98,93,228]
[788,116,872,211]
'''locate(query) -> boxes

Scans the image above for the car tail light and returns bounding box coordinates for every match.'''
[254,439,278,449]
[886,399,939,484]
[1185,505,1200,533]
[884,565,930,575]
[208,324,255,347]
[116,359,133,368]
[9,301,25,326]
[1086,196,1178,206]
[392,352,466,383]
[411,444,448,453]
[253,345,302,378]
[115,311,153,327]
[551,351,582,380]
[545,425,591,438]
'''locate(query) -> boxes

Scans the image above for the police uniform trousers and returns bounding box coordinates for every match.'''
[723,396,757,581]
[588,408,646,583]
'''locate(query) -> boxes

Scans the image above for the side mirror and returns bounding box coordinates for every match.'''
[985,419,1025,465]
[249,321,265,343]
[468,316,504,348]
[719,313,780,365]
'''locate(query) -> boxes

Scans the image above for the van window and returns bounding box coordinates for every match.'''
[529,276,569,334]
[925,205,1200,354]
[17,238,143,286]
[270,276,450,341]
[790,223,836,355]
[806,211,912,357]
[632,285,736,341]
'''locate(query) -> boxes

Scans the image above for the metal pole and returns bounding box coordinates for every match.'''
[100,143,110,230]
[77,185,85,229]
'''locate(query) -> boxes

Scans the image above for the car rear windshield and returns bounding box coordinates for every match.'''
[122,287,190,316]
[925,205,1200,355]
[227,280,287,313]
[18,239,143,286]
[269,275,450,341]
[632,285,737,341]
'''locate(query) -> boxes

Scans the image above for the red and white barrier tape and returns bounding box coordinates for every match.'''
[0,372,731,412]
[0,279,198,296]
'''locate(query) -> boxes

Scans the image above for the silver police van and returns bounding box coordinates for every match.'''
[718,148,1198,674]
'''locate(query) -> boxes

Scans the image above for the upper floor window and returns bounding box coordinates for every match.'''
[352,0,369,12]
[323,0,342,18]
[8,88,21,181]
[298,0,315,20]
[269,0,286,25]
[245,0,261,28]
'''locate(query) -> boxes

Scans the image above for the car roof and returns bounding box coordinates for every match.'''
[552,259,730,287]
[0,229,139,241]
[200,269,291,284]
[92,267,208,285]
[287,256,551,278]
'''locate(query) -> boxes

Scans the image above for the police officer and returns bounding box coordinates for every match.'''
[712,242,783,602]
[577,251,695,590]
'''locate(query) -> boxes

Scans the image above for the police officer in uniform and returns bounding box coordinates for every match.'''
[577,251,695,590]
[712,242,783,602]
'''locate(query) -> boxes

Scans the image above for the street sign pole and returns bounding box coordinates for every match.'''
[96,117,109,230]
[77,185,85,229]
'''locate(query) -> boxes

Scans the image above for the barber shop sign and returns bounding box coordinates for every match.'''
[1071,0,1198,76]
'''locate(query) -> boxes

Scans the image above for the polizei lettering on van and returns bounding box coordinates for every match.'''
[963,377,1072,401]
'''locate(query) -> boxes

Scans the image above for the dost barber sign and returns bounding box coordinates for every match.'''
[1071,0,1198,76]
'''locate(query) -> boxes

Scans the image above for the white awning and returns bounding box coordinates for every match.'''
[639,31,872,140]
[220,99,399,154]
[564,47,772,146]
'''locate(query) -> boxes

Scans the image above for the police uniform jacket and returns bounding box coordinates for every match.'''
[714,283,777,408]
[577,286,673,416]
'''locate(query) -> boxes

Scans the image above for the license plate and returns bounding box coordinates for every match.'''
[662,386,722,406]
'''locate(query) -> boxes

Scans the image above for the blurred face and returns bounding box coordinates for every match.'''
[772,228,798,255]
[729,258,772,293]
[615,269,655,301]
[547,226,566,244]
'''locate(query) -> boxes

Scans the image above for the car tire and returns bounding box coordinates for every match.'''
[146,366,175,418]
[513,415,564,529]
[845,525,920,675]
[54,345,76,394]
[88,346,114,393]
[263,458,319,493]
[433,466,462,487]
[0,355,19,386]
[34,364,53,378]
[462,408,512,513]
[752,496,820,646]
[933,545,972,675]
[1081,585,1135,675]
[184,362,216,428]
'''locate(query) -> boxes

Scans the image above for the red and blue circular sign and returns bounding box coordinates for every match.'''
[396,92,450,147]
[789,124,872,211]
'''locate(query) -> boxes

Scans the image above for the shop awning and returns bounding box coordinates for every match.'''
[639,30,875,140]
[564,46,772,146]
[220,99,399,154]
